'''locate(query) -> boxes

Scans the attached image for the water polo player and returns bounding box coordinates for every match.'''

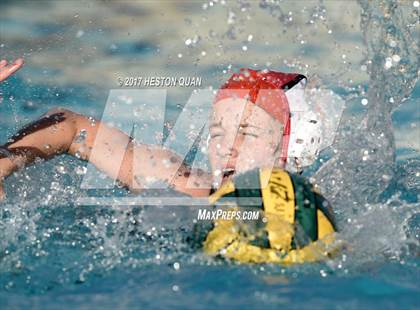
[0,68,326,196]
[0,66,339,263]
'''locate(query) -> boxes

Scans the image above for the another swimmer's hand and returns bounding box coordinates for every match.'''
[0,58,24,82]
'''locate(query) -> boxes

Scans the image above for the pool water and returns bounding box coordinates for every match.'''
[0,1,419,309]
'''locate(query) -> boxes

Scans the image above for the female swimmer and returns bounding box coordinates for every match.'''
[0,63,317,200]
[0,60,341,265]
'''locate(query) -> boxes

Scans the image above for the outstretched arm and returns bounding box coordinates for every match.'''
[0,108,211,200]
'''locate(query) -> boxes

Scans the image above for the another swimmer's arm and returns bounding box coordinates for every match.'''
[128,146,212,197]
[0,108,137,189]
[0,108,211,198]
[61,109,213,196]
[0,108,89,187]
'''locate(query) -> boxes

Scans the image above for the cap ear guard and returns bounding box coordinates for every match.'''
[283,79,345,172]
[283,78,322,172]
[286,111,323,172]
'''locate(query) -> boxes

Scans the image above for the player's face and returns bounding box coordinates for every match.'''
[208,98,284,187]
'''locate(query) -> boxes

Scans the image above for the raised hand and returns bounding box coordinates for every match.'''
[0,58,24,82]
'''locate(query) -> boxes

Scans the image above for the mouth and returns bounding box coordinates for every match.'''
[222,168,236,179]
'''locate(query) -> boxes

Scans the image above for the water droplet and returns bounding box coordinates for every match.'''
[242,45,248,51]
[57,165,66,174]
[392,54,401,63]
[75,129,88,143]
[88,116,96,126]
[382,174,392,181]
[389,40,397,47]
[76,30,84,38]
[172,285,179,292]
[227,11,236,24]
[384,58,393,69]
[51,182,60,191]
[413,1,419,8]
[361,98,368,105]
[173,262,180,270]
[75,166,87,175]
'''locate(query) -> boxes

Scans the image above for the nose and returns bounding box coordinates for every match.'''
[216,145,238,171]
[217,136,240,161]
[218,146,238,159]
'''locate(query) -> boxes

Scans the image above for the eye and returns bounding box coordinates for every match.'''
[210,133,223,138]
[240,132,258,138]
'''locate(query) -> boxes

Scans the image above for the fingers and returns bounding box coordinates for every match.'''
[13,58,24,67]
[0,58,25,82]
[7,58,24,74]
[0,59,7,69]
